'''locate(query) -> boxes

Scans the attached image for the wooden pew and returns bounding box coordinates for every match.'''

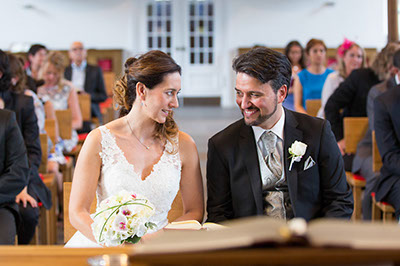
[305,99,321,117]
[343,117,369,220]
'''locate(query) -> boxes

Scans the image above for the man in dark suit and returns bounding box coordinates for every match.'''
[64,41,107,132]
[354,49,400,220]
[0,109,29,244]
[206,47,353,223]
[373,85,400,219]
[0,49,51,244]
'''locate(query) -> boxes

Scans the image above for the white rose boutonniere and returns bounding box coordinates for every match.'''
[288,141,307,171]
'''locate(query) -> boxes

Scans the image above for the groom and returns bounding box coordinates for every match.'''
[206,47,353,223]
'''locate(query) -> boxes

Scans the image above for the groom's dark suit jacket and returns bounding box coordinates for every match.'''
[206,108,353,222]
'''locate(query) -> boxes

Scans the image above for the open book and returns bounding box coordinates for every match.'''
[135,216,400,254]
[164,220,225,231]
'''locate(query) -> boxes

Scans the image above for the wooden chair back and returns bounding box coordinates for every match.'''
[103,72,116,97]
[78,93,91,121]
[39,134,48,174]
[44,119,56,147]
[63,182,184,243]
[305,99,321,117]
[343,117,369,154]
[56,110,72,140]
[372,130,383,172]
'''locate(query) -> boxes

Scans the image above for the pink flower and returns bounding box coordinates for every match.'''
[122,209,131,216]
[337,38,354,58]
[118,222,126,230]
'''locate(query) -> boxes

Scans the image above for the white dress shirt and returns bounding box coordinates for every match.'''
[252,106,285,188]
[71,60,87,91]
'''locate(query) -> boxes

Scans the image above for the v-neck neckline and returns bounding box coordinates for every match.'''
[104,126,167,181]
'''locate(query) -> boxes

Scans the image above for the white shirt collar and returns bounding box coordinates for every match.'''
[252,106,285,142]
[71,60,87,70]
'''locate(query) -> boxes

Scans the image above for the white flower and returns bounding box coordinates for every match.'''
[288,141,307,171]
[288,141,307,157]
[112,213,129,233]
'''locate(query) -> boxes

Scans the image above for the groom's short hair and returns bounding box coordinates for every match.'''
[232,47,291,96]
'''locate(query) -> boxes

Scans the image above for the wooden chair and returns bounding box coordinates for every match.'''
[343,117,369,220]
[39,134,48,174]
[44,119,56,153]
[63,182,184,243]
[77,93,91,122]
[40,173,58,244]
[55,110,72,140]
[371,131,395,223]
[305,99,321,117]
[103,72,116,97]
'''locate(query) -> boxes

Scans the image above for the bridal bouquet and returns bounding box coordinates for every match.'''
[91,191,157,246]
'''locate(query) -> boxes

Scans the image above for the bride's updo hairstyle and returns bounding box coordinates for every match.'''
[114,50,181,152]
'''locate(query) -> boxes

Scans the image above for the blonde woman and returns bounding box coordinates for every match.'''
[317,39,366,118]
[37,51,82,154]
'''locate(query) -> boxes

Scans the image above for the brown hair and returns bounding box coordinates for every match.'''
[305,38,327,54]
[8,54,27,94]
[114,50,181,152]
[39,51,66,91]
[371,42,400,81]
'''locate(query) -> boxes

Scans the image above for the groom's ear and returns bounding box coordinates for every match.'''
[136,82,147,100]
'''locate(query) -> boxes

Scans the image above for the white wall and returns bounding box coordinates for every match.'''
[0,0,389,106]
[0,0,136,51]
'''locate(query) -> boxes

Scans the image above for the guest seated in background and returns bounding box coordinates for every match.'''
[373,84,400,220]
[317,39,366,118]
[0,50,52,244]
[283,40,305,111]
[0,109,29,245]
[25,44,47,88]
[38,51,82,154]
[64,41,107,132]
[325,42,400,171]
[293,38,334,114]
[8,54,63,194]
[206,47,353,223]
[355,49,400,219]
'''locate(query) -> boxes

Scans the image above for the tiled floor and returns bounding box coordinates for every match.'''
[55,106,243,245]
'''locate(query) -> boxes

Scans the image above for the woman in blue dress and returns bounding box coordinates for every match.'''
[293,38,334,115]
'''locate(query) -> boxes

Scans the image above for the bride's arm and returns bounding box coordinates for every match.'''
[173,131,204,223]
[69,129,102,243]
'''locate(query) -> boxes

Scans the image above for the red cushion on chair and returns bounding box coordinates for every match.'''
[78,133,88,142]
[353,174,366,181]
[99,97,113,110]
[65,156,72,163]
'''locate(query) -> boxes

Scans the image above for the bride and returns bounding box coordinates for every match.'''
[65,50,204,247]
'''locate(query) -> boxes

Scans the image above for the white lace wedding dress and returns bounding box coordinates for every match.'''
[65,126,181,247]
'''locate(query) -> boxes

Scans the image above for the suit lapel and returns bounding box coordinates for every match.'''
[65,66,72,80]
[283,109,302,208]
[84,65,91,91]
[239,122,263,213]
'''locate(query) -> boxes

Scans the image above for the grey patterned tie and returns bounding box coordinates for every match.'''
[259,131,282,183]
[259,131,285,219]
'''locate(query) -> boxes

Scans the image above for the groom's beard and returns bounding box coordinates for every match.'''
[243,95,278,127]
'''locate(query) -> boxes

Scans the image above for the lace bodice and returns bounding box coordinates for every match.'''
[97,126,182,230]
